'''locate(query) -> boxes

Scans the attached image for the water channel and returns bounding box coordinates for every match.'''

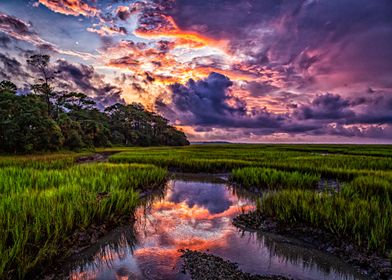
[65,174,368,280]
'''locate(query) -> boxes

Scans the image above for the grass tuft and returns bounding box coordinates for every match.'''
[230,167,320,190]
[0,160,167,279]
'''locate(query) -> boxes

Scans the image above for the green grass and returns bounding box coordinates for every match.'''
[0,152,90,169]
[342,176,392,202]
[2,144,392,277]
[108,145,392,180]
[259,190,392,253]
[0,161,167,279]
[230,167,320,190]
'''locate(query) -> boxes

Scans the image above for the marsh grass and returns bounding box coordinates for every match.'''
[342,176,392,202]
[0,162,167,279]
[2,144,392,277]
[0,152,88,169]
[230,167,320,190]
[109,145,392,180]
[260,190,392,253]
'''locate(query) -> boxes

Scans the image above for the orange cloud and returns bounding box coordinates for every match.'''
[37,0,99,17]
[135,15,228,50]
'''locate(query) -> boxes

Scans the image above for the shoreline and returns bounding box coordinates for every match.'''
[180,249,292,280]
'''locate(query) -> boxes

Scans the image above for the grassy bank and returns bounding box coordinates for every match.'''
[259,190,392,254]
[230,167,320,190]
[0,152,89,169]
[109,144,392,180]
[0,157,167,279]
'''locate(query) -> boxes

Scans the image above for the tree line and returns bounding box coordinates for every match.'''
[0,55,189,153]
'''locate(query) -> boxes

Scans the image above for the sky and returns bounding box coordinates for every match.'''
[0,0,392,143]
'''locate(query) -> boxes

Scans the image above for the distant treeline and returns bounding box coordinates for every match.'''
[0,55,189,153]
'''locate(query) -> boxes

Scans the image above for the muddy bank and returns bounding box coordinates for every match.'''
[180,249,291,280]
[171,172,229,183]
[76,151,119,164]
[233,211,392,280]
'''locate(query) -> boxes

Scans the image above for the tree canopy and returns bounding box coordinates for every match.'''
[0,55,189,153]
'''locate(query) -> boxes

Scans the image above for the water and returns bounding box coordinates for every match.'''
[65,175,368,280]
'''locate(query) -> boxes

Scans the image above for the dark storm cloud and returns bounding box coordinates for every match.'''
[157,72,287,129]
[292,90,392,138]
[115,6,131,21]
[0,33,11,48]
[308,124,392,140]
[0,12,50,47]
[294,93,355,121]
[350,91,392,125]
[157,73,392,139]
[0,12,35,37]
[54,59,125,107]
[169,181,232,214]
[0,53,27,80]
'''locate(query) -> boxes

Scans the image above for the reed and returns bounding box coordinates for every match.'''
[0,162,167,279]
[230,167,320,190]
[260,190,392,253]
[342,176,392,202]
[109,145,392,180]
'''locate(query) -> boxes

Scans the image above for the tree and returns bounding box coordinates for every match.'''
[58,92,96,112]
[0,80,17,94]
[0,93,64,153]
[105,102,189,146]
[0,69,189,152]
[27,54,56,117]
[57,114,85,150]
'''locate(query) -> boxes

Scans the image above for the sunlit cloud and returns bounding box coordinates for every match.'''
[2,0,392,142]
[36,0,99,17]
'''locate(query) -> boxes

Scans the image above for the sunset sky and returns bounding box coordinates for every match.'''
[1,0,392,143]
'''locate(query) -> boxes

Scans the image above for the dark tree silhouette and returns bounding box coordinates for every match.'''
[27,54,56,117]
[0,55,189,153]
[0,80,17,94]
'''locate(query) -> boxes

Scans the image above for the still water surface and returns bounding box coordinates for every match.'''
[67,175,368,280]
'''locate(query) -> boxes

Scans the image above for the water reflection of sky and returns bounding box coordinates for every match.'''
[69,179,369,280]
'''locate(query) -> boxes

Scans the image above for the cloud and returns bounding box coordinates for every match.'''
[115,6,131,21]
[0,12,42,45]
[0,49,124,108]
[169,181,232,214]
[0,33,11,49]
[0,53,27,81]
[243,81,278,97]
[0,12,95,60]
[87,25,127,36]
[130,0,226,49]
[156,72,288,129]
[53,59,125,107]
[157,73,392,140]
[350,91,392,125]
[166,0,392,90]
[294,93,355,121]
[36,0,99,17]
